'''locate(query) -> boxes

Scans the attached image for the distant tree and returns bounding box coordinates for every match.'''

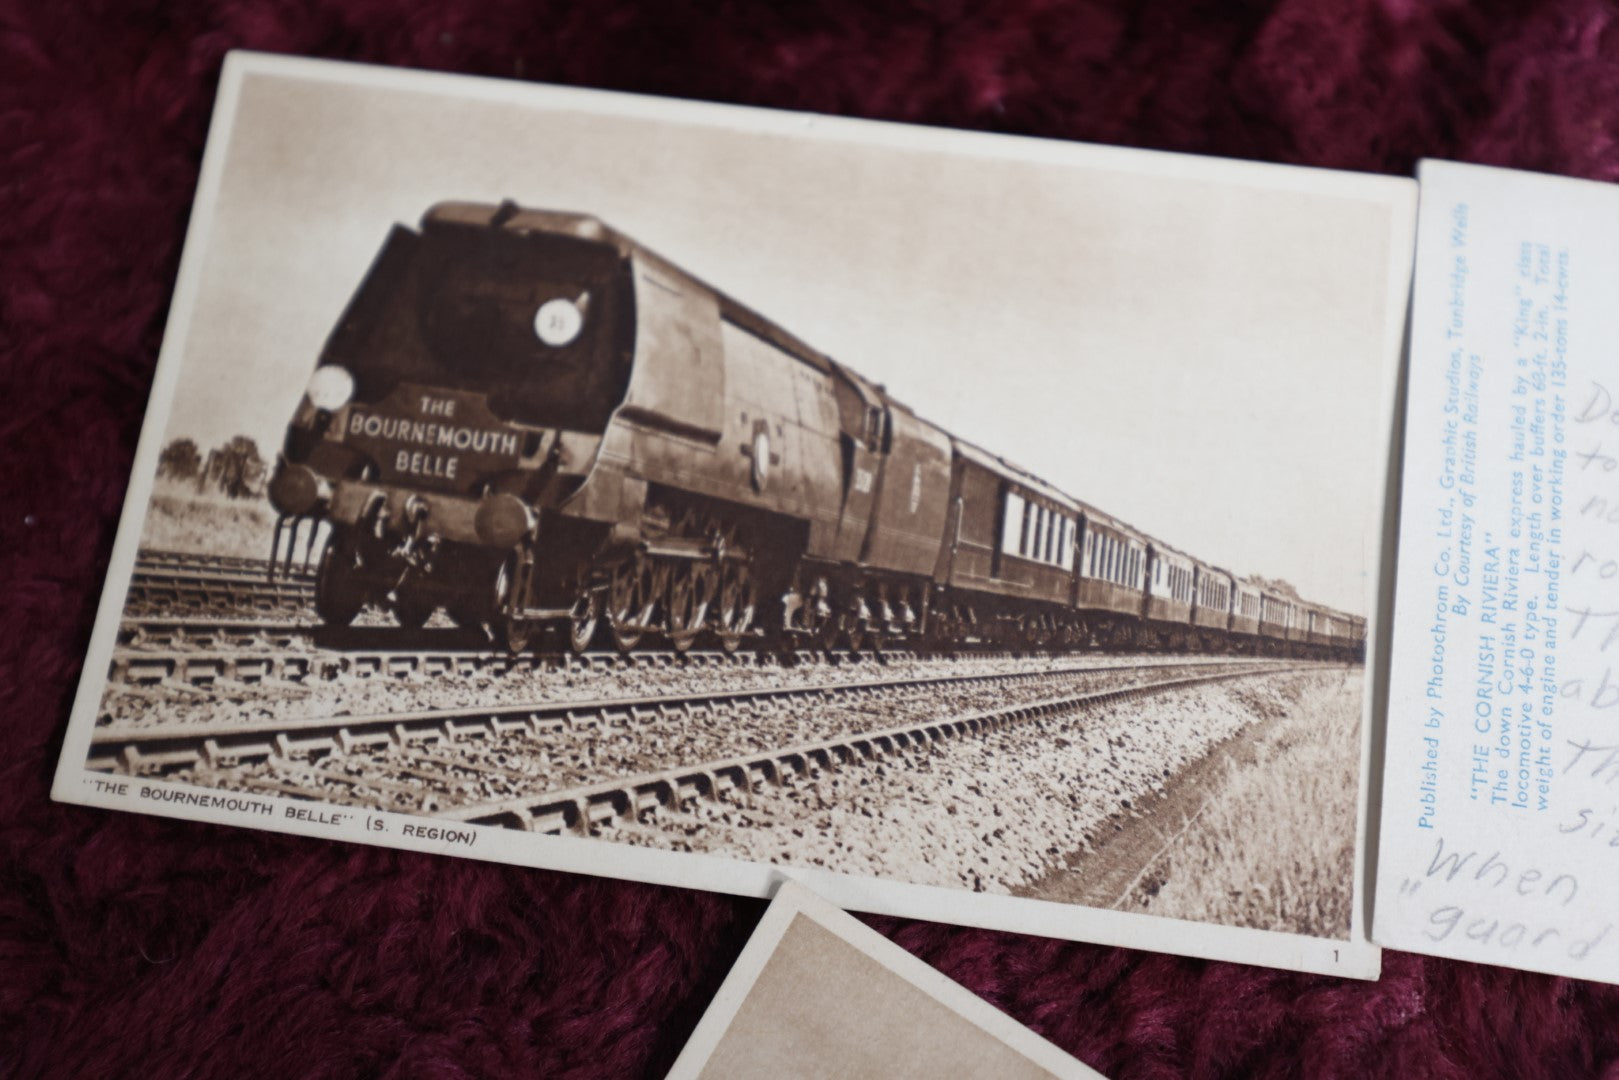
[1250,575,1303,600]
[212,435,267,499]
[157,437,202,481]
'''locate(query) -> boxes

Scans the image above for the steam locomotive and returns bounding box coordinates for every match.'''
[266,201,1367,661]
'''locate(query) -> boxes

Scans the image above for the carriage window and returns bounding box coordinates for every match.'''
[1002,491,1025,556]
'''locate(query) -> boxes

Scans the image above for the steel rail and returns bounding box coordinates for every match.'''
[104,641,899,687]
[136,549,312,577]
[440,663,1316,833]
[102,632,1274,689]
[117,616,325,649]
[125,568,315,612]
[87,657,1312,775]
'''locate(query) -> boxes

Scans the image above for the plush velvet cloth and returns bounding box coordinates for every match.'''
[5,2,1619,1076]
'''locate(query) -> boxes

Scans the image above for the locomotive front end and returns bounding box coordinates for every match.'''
[268,203,634,645]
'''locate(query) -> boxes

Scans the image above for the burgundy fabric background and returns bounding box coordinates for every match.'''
[4,1,1619,1076]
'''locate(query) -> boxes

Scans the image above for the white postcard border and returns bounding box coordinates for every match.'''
[51,50,1416,981]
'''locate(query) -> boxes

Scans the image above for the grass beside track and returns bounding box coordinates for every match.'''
[1136,669,1363,939]
[139,481,312,561]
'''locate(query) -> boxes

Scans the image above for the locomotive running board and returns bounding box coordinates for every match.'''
[638,538,750,562]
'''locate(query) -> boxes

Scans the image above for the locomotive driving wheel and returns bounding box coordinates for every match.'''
[804,603,837,652]
[841,609,866,654]
[314,529,366,627]
[666,562,715,654]
[566,573,599,655]
[713,562,756,655]
[490,552,533,653]
[604,560,646,654]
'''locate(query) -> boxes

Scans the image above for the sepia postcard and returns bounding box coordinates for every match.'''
[53,51,1416,978]
[666,879,1103,1079]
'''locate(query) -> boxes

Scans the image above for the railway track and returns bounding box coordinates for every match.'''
[134,550,311,576]
[117,616,324,650]
[90,658,1329,823]
[441,661,1323,834]
[107,613,1242,689]
[126,566,315,614]
[103,638,814,688]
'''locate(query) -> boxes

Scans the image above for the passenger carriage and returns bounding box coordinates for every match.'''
[934,441,1081,644]
[1231,578,1264,643]
[1144,541,1195,649]
[1071,506,1149,648]
[1193,563,1237,645]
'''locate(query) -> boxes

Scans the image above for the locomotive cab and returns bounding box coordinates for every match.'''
[269,203,637,640]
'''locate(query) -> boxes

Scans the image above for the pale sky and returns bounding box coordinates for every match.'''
[157,59,1414,614]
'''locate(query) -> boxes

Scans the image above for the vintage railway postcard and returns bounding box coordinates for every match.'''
[53,51,1416,978]
[1374,161,1619,984]
[666,880,1103,1079]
